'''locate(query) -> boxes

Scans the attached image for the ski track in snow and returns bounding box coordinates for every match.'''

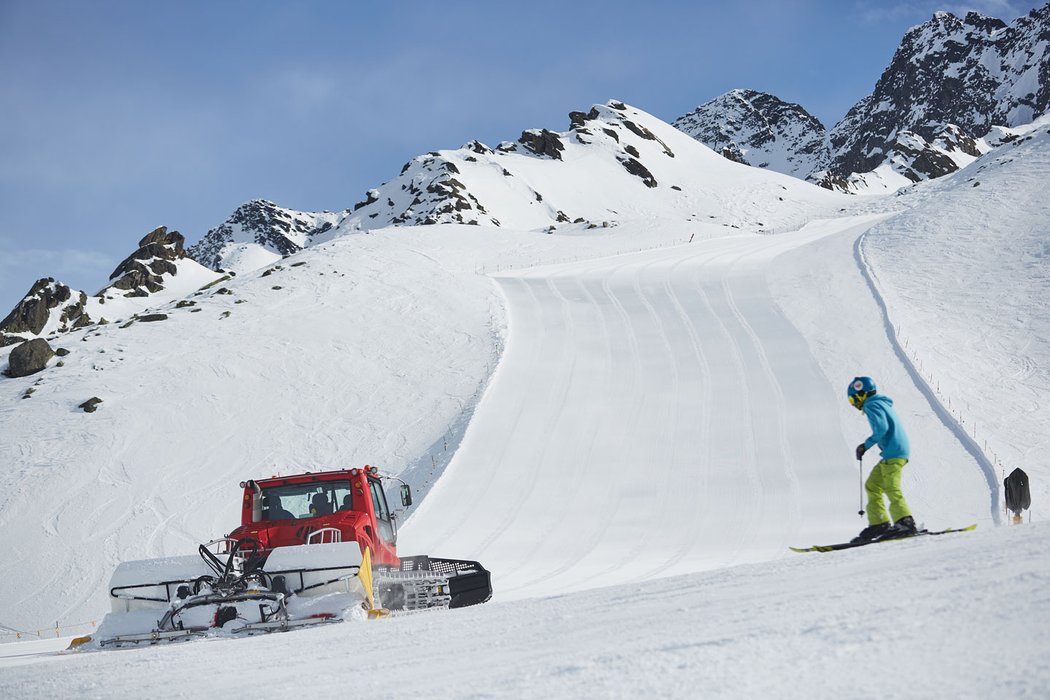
[401,215,992,600]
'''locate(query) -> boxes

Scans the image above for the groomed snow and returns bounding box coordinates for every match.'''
[400,216,992,602]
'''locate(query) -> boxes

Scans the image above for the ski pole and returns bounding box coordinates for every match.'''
[857,457,865,517]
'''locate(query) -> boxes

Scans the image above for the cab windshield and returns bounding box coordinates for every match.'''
[259,480,353,521]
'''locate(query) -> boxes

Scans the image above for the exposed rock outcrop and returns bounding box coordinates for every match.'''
[78,397,103,413]
[7,338,55,378]
[104,226,188,297]
[0,278,92,342]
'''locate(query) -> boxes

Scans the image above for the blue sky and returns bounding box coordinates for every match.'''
[0,0,1044,310]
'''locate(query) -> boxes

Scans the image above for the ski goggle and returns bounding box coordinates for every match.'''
[848,392,867,409]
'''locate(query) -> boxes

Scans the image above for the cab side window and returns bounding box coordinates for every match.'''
[369,479,394,543]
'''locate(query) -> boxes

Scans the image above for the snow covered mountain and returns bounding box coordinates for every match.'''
[186,200,342,274]
[185,101,845,272]
[672,89,831,179]
[676,4,1050,192]
[831,7,1049,175]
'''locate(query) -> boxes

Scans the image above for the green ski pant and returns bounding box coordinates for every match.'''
[866,457,912,526]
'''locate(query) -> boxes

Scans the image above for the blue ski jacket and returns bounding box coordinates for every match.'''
[861,394,910,460]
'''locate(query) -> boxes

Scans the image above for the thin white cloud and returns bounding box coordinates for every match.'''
[857,0,1036,24]
[0,237,115,309]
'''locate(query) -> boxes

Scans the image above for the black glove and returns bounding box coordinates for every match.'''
[855,443,867,460]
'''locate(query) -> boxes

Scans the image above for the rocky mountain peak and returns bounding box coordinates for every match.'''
[675,2,1049,192]
[672,89,830,179]
[104,226,188,297]
[0,278,90,345]
[830,5,1049,180]
[187,200,340,272]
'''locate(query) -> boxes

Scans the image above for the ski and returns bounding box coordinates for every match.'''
[789,524,977,553]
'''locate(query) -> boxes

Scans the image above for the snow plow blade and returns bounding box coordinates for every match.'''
[393,556,492,608]
[89,538,367,648]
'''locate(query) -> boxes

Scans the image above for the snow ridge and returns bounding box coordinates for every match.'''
[184,101,846,273]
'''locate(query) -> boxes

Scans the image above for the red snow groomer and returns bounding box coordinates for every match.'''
[86,467,491,648]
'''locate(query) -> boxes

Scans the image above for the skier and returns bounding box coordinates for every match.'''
[847,376,917,543]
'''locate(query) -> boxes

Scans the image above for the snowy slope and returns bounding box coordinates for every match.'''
[0,228,506,636]
[3,520,1047,698]
[859,116,1050,508]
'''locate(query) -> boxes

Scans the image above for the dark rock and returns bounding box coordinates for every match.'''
[79,397,103,413]
[137,314,168,322]
[104,226,188,297]
[354,189,380,211]
[617,157,658,188]
[518,129,565,160]
[8,338,55,377]
[176,300,196,308]
[55,347,70,356]
[1,278,92,336]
